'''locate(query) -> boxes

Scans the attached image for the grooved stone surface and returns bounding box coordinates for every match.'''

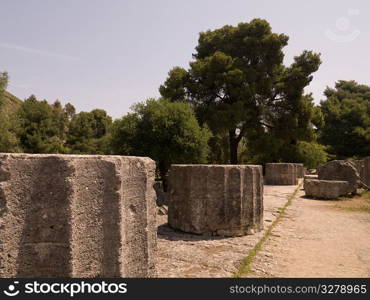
[317,160,359,193]
[304,179,351,199]
[0,154,156,278]
[265,163,298,185]
[168,165,264,237]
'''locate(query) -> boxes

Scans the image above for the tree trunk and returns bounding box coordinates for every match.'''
[229,130,239,164]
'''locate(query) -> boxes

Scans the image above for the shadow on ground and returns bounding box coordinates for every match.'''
[157,223,233,242]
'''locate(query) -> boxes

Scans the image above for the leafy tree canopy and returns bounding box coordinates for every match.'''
[319,80,370,158]
[110,98,211,184]
[18,95,70,153]
[67,109,112,154]
[160,19,321,164]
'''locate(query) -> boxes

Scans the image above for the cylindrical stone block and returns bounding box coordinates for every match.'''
[0,154,156,278]
[264,163,298,185]
[167,165,264,237]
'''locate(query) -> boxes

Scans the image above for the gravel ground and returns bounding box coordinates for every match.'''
[246,188,370,277]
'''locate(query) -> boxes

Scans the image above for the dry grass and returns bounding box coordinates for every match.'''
[336,191,370,214]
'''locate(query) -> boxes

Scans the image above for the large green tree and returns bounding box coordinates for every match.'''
[160,19,321,164]
[67,109,112,154]
[110,98,210,187]
[319,80,370,158]
[241,91,328,168]
[18,95,70,153]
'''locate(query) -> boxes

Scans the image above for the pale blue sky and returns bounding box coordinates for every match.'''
[0,0,369,118]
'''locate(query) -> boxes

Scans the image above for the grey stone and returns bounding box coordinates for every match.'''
[349,160,366,185]
[157,205,168,216]
[303,175,318,190]
[364,157,370,188]
[265,163,298,185]
[304,179,351,199]
[154,181,168,206]
[318,160,359,193]
[304,175,318,179]
[294,163,305,178]
[168,165,264,237]
[0,153,156,278]
[303,167,308,176]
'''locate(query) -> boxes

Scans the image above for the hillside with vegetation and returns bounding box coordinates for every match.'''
[0,90,22,114]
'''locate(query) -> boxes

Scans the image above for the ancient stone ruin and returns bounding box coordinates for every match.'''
[294,163,305,178]
[350,160,365,185]
[303,174,318,190]
[364,157,370,188]
[167,165,264,236]
[317,160,359,193]
[0,154,156,278]
[264,163,298,185]
[304,179,351,199]
[153,181,168,206]
[304,175,318,180]
[304,160,364,199]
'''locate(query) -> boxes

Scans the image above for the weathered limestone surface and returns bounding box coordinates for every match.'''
[364,157,370,187]
[168,165,263,237]
[304,179,351,199]
[318,160,359,193]
[304,175,318,179]
[350,160,365,185]
[294,163,305,178]
[0,154,156,278]
[303,175,318,190]
[265,163,298,185]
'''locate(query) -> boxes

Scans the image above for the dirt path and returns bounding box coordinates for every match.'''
[247,187,370,278]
